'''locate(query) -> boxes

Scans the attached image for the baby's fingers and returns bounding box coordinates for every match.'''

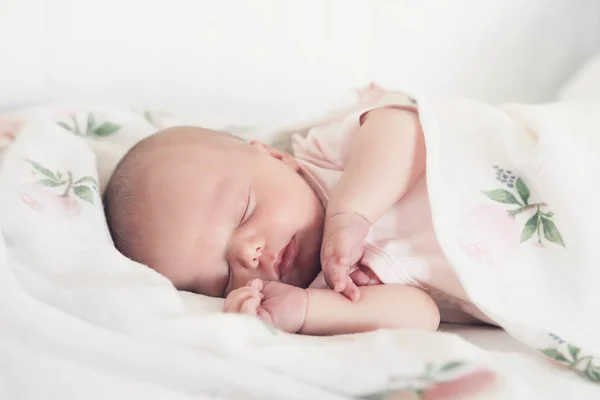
[339,275,361,301]
[239,293,262,316]
[246,278,264,291]
[326,263,351,293]
[321,243,352,292]
[223,287,258,313]
[350,269,371,286]
[321,222,367,292]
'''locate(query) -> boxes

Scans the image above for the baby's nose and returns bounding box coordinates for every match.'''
[241,244,263,269]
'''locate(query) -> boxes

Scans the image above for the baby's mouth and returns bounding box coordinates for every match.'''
[276,236,297,281]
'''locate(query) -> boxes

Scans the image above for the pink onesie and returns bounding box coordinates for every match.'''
[291,90,494,325]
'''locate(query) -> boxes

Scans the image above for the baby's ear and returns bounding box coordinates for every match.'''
[250,140,300,172]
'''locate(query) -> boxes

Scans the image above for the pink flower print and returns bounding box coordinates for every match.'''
[379,363,497,400]
[0,115,23,148]
[19,193,44,214]
[52,109,78,119]
[18,183,81,217]
[422,368,497,400]
[458,204,520,267]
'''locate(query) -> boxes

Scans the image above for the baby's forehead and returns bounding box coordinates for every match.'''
[136,145,246,270]
[129,130,255,224]
[143,144,248,211]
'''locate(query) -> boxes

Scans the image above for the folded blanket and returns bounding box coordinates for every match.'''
[418,97,600,366]
[0,98,598,399]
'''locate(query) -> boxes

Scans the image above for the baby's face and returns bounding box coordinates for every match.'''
[145,134,324,297]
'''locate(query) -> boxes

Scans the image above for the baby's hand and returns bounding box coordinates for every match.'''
[223,279,309,334]
[320,211,370,301]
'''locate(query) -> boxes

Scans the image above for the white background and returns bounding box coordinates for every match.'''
[1,0,600,125]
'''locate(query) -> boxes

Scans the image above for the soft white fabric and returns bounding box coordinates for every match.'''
[417,94,600,371]
[0,102,599,399]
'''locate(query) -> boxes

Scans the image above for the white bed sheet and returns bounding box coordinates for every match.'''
[440,324,536,355]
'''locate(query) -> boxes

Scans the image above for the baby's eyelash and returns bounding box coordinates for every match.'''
[223,267,232,297]
[239,192,251,225]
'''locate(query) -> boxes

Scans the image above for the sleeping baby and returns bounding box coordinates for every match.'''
[103,84,495,335]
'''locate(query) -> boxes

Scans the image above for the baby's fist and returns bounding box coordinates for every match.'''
[224,279,309,334]
[320,212,370,301]
[223,279,264,315]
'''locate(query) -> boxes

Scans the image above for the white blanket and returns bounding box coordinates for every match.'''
[0,100,598,399]
[417,95,600,380]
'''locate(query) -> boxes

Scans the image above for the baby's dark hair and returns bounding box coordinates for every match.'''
[103,127,242,265]
[103,135,152,262]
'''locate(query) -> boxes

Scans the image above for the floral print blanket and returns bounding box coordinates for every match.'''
[0,98,598,399]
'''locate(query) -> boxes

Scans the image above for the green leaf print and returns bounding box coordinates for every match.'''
[73,185,94,204]
[93,122,120,136]
[541,217,565,247]
[569,344,581,362]
[484,166,565,248]
[482,189,522,205]
[439,361,464,373]
[27,160,100,209]
[515,177,530,205]
[56,112,120,137]
[27,160,57,180]
[542,334,600,384]
[73,176,99,190]
[56,121,72,132]
[143,110,155,126]
[142,109,173,127]
[585,362,600,382]
[86,112,96,133]
[37,178,63,187]
[541,348,569,363]
[520,213,539,242]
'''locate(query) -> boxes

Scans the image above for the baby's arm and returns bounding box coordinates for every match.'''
[329,107,425,224]
[300,284,439,335]
[224,280,439,335]
[322,107,426,296]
